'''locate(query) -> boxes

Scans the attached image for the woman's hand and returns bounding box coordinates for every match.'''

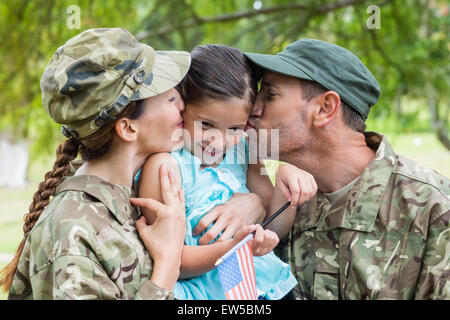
[193,192,266,245]
[130,163,186,291]
[233,224,279,256]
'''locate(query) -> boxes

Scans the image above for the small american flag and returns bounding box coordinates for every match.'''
[217,241,258,300]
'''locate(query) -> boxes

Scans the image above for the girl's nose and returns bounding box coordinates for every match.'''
[203,132,226,150]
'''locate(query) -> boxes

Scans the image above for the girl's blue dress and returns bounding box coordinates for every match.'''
[170,136,297,300]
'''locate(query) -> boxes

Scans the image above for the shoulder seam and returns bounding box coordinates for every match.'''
[48,190,108,264]
[31,253,105,276]
[393,171,450,201]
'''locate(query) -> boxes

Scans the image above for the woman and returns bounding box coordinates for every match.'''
[0,28,191,299]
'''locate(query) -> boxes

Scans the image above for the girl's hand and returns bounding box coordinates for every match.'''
[275,163,318,207]
[233,224,279,257]
[130,163,186,290]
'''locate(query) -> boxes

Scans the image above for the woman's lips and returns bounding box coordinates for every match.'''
[177,120,184,128]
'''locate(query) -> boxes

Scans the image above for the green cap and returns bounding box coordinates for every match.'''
[41,28,191,139]
[244,39,380,120]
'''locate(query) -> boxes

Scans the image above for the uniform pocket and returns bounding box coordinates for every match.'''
[312,230,340,300]
[314,272,339,300]
[346,231,425,299]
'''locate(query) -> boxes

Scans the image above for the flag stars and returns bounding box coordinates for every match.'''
[218,254,242,291]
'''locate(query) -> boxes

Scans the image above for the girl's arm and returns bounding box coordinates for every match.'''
[137,153,182,224]
[248,161,318,239]
[246,159,275,215]
[138,154,278,280]
[180,244,233,279]
[180,225,278,279]
[180,239,238,279]
[266,164,318,239]
[265,184,297,240]
[137,154,244,279]
[138,153,201,279]
[247,160,297,239]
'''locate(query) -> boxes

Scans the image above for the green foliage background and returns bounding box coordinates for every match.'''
[0,0,448,162]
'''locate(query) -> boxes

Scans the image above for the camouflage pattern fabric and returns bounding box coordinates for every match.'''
[279,132,450,300]
[8,175,174,300]
[40,28,190,139]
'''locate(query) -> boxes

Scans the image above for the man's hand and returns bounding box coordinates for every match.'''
[193,193,266,245]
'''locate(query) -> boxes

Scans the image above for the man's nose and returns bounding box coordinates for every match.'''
[251,96,264,117]
[248,96,263,126]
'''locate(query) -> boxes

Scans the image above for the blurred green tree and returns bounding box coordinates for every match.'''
[0,0,448,157]
[135,0,449,149]
[0,0,140,156]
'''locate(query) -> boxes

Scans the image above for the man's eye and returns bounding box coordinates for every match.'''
[201,121,212,127]
[266,91,277,100]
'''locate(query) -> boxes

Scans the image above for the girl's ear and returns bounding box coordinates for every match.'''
[312,91,341,128]
[114,117,138,142]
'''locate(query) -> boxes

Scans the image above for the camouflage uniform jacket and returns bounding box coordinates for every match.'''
[280,132,450,300]
[9,175,174,300]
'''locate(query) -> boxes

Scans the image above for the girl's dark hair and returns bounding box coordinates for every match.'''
[0,100,145,293]
[177,44,257,110]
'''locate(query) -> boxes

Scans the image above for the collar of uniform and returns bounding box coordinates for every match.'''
[55,174,137,225]
[300,132,396,232]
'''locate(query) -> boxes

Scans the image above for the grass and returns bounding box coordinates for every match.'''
[383,132,450,178]
[0,131,448,300]
[0,186,35,253]
[0,262,6,299]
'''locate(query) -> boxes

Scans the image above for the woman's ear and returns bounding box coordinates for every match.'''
[114,117,138,142]
[312,91,341,128]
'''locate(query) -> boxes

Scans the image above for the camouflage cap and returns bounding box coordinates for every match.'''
[40,28,191,139]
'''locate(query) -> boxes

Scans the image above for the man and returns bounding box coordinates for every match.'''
[243,39,450,300]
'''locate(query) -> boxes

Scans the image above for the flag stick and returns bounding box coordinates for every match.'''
[260,201,291,229]
[214,233,254,266]
[214,201,291,266]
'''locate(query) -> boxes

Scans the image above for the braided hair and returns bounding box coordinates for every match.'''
[0,100,144,292]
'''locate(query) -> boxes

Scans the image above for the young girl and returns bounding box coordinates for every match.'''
[137,44,317,300]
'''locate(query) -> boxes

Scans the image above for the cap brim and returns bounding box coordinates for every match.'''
[132,50,191,101]
[244,52,312,81]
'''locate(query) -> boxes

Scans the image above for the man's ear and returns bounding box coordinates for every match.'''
[114,117,138,142]
[313,91,341,128]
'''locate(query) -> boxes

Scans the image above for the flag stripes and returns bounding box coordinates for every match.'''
[217,241,258,300]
